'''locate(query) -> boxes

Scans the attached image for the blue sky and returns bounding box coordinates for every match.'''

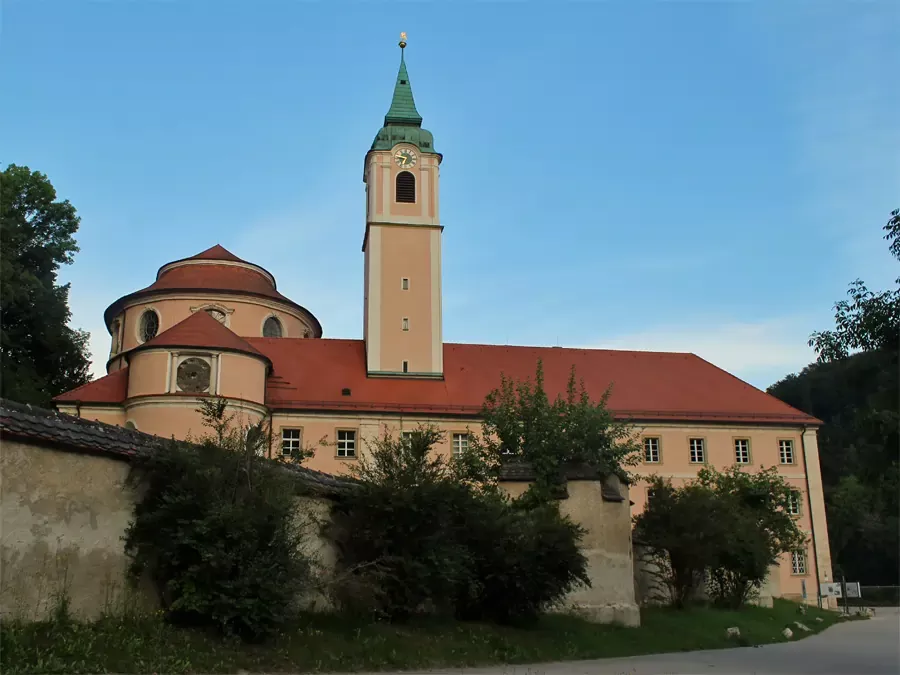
[2,1,897,389]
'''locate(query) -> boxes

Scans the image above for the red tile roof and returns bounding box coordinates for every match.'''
[250,339,820,425]
[54,367,129,403]
[188,244,248,263]
[138,310,268,360]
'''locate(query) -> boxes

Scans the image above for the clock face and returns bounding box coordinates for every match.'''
[394,148,417,169]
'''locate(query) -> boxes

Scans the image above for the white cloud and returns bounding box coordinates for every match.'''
[588,317,818,389]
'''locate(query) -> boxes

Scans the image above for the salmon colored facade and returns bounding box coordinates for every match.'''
[54,40,833,607]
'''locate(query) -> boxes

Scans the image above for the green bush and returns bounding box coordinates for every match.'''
[330,427,589,623]
[123,400,314,640]
[456,498,589,623]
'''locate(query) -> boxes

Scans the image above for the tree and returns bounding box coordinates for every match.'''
[474,361,640,502]
[697,467,807,608]
[634,468,806,609]
[808,208,899,361]
[1,163,92,405]
[124,399,316,640]
[769,208,899,585]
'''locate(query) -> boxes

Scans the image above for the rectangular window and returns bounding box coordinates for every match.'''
[281,428,303,457]
[402,360,409,373]
[734,438,750,464]
[402,317,409,331]
[689,438,705,463]
[791,550,807,575]
[646,487,657,504]
[401,277,410,290]
[336,429,356,458]
[788,490,802,516]
[452,432,469,457]
[401,430,414,441]
[779,439,795,464]
[643,437,660,463]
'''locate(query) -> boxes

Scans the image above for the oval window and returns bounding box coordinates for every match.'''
[139,310,159,342]
[263,316,283,338]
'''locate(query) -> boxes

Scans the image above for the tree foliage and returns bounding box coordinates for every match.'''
[474,361,640,503]
[0,163,92,405]
[123,400,315,640]
[769,208,899,584]
[634,467,806,609]
[329,426,589,623]
[808,208,900,362]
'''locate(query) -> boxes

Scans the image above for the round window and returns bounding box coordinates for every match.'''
[139,310,159,342]
[176,357,211,393]
[263,316,283,338]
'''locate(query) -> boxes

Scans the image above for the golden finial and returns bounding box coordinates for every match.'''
[399,32,407,49]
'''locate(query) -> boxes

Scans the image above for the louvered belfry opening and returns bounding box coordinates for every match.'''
[396,171,416,203]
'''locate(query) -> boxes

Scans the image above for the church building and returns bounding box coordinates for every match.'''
[54,37,832,604]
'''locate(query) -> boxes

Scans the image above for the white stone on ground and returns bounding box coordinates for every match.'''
[726,626,741,638]
[782,627,794,639]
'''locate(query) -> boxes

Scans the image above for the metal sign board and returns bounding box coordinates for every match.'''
[820,582,842,597]
[845,582,862,598]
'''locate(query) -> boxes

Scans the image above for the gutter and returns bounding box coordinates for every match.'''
[800,424,823,608]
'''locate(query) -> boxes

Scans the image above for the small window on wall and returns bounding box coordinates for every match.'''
[643,437,660,463]
[336,430,356,458]
[689,438,705,463]
[402,360,409,373]
[779,439,795,464]
[263,316,283,338]
[401,277,410,290]
[139,310,159,342]
[787,490,802,516]
[282,428,302,457]
[396,171,416,203]
[791,549,807,575]
[452,433,469,457]
[402,317,409,331]
[734,438,750,464]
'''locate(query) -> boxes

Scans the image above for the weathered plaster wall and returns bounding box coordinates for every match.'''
[502,477,640,627]
[0,439,334,621]
[0,440,153,620]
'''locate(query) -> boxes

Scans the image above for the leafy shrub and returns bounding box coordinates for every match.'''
[634,467,807,609]
[329,427,589,623]
[123,400,314,640]
[456,498,589,623]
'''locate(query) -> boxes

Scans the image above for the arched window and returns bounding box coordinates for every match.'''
[263,316,283,338]
[395,171,416,203]
[205,308,226,323]
[110,320,121,353]
[139,310,159,342]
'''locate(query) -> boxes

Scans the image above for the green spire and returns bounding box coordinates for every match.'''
[384,48,422,127]
[370,34,438,156]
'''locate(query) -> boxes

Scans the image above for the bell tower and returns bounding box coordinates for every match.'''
[363,34,443,378]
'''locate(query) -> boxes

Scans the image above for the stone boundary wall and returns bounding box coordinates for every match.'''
[1,400,639,626]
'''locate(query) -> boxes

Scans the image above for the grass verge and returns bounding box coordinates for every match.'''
[0,599,852,674]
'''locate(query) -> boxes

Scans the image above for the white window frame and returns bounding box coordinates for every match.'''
[402,317,410,331]
[787,491,802,516]
[136,307,161,344]
[689,438,705,464]
[779,439,795,464]
[452,432,469,457]
[401,430,414,442]
[401,277,410,290]
[791,550,807,575]
[734,438,750,464]
[281,428,303,457]
[643,437,660,463]
[336,429,357,458]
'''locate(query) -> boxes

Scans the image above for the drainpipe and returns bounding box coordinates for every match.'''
[75,400,82,418]
[800,425,823,608]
